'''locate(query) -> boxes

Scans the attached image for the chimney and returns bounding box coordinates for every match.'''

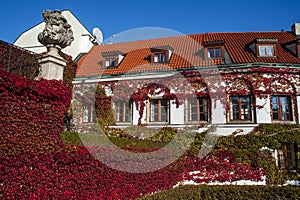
[292,23,300,37]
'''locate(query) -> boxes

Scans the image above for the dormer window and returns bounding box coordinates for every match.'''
[203,40,225,60]
[258,45,274,57]
[284,39,300,58]
[101,51,124,68]
[105,57,117,67]
[249,38,277,58]
[150,45,173,63]
[207,47,222,58]
[153,52,167,63]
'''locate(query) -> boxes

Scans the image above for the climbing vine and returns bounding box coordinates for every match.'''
[91,67,300,125]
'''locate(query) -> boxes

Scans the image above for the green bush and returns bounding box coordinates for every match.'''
[60,131,83,146]
[139,185,300,200]
[213,124,300,185]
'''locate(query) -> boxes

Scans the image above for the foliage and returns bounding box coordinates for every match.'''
[0,40,40,79]
[0,68,72,157]
[60,52,77,90]
[60,131,83,146]
[214,124,300,185]
[139,185,300,200]
[1,69,299,198]
[95,84,115,127]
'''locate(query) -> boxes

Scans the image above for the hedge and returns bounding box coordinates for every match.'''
[139,185,300,200]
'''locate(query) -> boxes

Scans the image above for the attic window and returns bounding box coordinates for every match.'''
[101,51,124,68]
[284,39,300,58]
[250,38,277,58]
[105,57,117,67]
[203,40,225,59]
[153,52,167,63]
[207,47,223,58]
[150,45,173,63]
[258,45,274,57]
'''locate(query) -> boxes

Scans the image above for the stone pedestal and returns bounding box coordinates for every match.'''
[38,46,66,80]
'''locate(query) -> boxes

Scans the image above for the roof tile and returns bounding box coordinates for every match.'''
[76,32,300,77]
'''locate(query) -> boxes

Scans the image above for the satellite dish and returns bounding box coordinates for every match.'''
[93,27,103,44]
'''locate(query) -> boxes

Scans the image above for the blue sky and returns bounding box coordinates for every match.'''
[1,0,299,44]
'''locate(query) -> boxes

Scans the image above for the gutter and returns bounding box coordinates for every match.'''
[73,62,300,84]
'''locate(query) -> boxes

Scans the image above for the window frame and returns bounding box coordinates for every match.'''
[271,95,293,121]
[229,95,252,122]
[257,44,275,57]
[187,97,209,122]
[105,57,118,68]
[114,100,132,123]
[82,103,96,123]
[149,98,169,123]
[151,50,168,63]
[206,46,223,59]
[277,143,299,170]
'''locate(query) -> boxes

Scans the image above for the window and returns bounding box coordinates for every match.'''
[272,96,292,121]
[277,143,299,170]
[207,47,222,58]
[115,101,131,123]
[229,96,252,121]
[150,46,172,63]
[83,104,96,123]
[188,97,209,122]
[150,99,169,122]
[258,45,274,57]
[153,52,167,63]
[105,57,117,67]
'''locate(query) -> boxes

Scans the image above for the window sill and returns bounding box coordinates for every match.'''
[227,120,255,124]
[271,120,296,124]
[115,122,132,125]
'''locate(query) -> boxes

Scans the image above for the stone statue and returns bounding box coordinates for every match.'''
[38,10,74,49]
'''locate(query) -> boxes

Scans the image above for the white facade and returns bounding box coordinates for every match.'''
[14,10,96,60]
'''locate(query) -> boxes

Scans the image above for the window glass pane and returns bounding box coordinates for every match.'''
[189,98,198,121]
[125,102,131,122]
[111,58,116,66]
[154,54,159,62]
[230,96,238,104]
[161,53,166,62]
[277,149,285,169]
[83,104,90,122]
[259,46,266,56]
[115,102,122,122]
[267,46,273,56]
[105,59,110,67]
[160,99,168,122]
[115,101,131,122]
[199,98,208,121]
[272,96,278,104]
[272,96,292,121]
[188,98,209,122]
[208,49,214,58]
[215,48,221,57]
[286,144,296,169]
[230,96,251,120]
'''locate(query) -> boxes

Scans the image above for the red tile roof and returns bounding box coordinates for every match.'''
[76,31,300,77]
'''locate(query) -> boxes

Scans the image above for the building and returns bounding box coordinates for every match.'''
[14,10,97,61]
[73,23,300,169]
[73,24,300,170]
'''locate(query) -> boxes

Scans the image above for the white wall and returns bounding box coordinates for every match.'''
[14,10,95,60]
[256,95,272,123]
[211,99,226,124]
[170,100,184,124]
[297,96,300,124]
